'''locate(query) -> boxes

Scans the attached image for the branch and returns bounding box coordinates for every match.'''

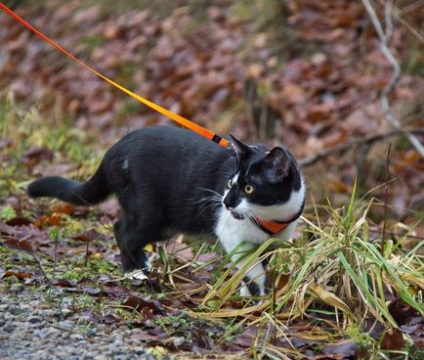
[300,128,424,167]
[362,0,424,157]
[377,0,424,44]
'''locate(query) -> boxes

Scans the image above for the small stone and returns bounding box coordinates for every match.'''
[70,333,84,341]
[144,354,157,360]
[173,336,185,347]
[3,323,16,333]
[61,331,71,340]
[33,329,51,339]
[86,328,97,337]
[61,308,73,317]
[9,305,24,315]
[15,314,27,322]
[11,283,24,293]
[55,321,74,331]
[27,316,42,324]
[76,315,91,325]
[5,275,19,284]
[134,347,147,356]
[19,304,30,311]
[42,309,60,317]
[61,297,74,308]
[112,355,126,360]
[112,339,123,347]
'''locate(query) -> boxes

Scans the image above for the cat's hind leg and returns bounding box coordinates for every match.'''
[113,218,151,274]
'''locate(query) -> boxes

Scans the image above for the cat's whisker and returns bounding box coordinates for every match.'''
[197,187,223,199]
[191,189,222,207]
[188,192,224,219]
[246,211,258,224]
[249,207,268,218]
[196,199,221,218]
[198,195,223,208]
[191,196,215,206]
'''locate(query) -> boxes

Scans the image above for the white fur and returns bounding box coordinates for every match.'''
[214,175,305,296]
[121,156,129,172]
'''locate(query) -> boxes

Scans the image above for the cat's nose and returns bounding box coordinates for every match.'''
[223,195,232,209]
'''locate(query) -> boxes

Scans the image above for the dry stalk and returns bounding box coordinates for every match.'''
[377,0,424,44]
[362,0,424,157]
[381,143,391,253]
[299,128,424,167]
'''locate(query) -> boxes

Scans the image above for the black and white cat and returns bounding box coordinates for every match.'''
[28,125,305,296]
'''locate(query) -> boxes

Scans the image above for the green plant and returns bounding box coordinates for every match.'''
[186,183,423,357]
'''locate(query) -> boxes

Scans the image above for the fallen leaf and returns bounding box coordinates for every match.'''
[122,295,165,315]
[2,269,34,280]
[323,339,358,357]
[381,328,405,351]
[191,325,215,350]
[21,146,54,167]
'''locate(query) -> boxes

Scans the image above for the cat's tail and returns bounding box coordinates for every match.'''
[27,163,110,206]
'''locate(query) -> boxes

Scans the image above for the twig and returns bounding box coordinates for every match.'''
[299,128,424,167]
[31,251,54,287]
[362,0,424,157]
[386,0,424,44]
[84,231,91,267]
[381,143,391,253]
[398,0,424,16]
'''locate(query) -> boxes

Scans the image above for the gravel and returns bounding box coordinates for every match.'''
[0,282,169,360]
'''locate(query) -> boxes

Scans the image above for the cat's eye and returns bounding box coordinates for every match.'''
[227,179,233,188]
[244,185,254,194]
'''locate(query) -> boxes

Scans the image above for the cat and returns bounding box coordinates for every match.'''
[27,125,306,296]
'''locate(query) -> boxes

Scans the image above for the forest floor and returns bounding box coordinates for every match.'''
[1,1,423,359]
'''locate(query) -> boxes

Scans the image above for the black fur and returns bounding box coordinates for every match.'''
[242,275,262,297]
[28,125,303,275]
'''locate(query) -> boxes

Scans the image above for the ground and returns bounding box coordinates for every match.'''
[0,1,423,359]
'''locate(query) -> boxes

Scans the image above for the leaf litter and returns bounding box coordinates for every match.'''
[1,0,424,358]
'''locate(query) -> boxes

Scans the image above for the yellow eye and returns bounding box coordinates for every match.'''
[227,179,233,188]
[244,185,254,194]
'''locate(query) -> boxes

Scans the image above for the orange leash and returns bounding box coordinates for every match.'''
[0,3,229,148]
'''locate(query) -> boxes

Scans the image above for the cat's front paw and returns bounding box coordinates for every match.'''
[125,269,149,281]
[240,275,266,298]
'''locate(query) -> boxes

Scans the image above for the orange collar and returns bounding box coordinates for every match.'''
[252,200,304,235]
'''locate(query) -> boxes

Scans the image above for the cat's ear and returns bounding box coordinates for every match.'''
[262,147,290,183]
[228,134,252,160]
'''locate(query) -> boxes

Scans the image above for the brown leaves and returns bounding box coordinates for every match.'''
[2,1,423,199]
[123,295,166,317]
[34,213,63,227]
[1,1,424,358]
[21,146,54,168]
[1,269,34,280]
[381,328,405,351]
[1,221,45,252]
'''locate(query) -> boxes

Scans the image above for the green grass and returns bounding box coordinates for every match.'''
[186,185,423,358]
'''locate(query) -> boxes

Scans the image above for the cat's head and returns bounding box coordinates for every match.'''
[222,134,305,221]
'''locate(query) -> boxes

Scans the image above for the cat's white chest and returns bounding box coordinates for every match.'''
[213,205,298,297]
[214,196,300,247]
[214,206,269,245]
[214,205,298,249]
